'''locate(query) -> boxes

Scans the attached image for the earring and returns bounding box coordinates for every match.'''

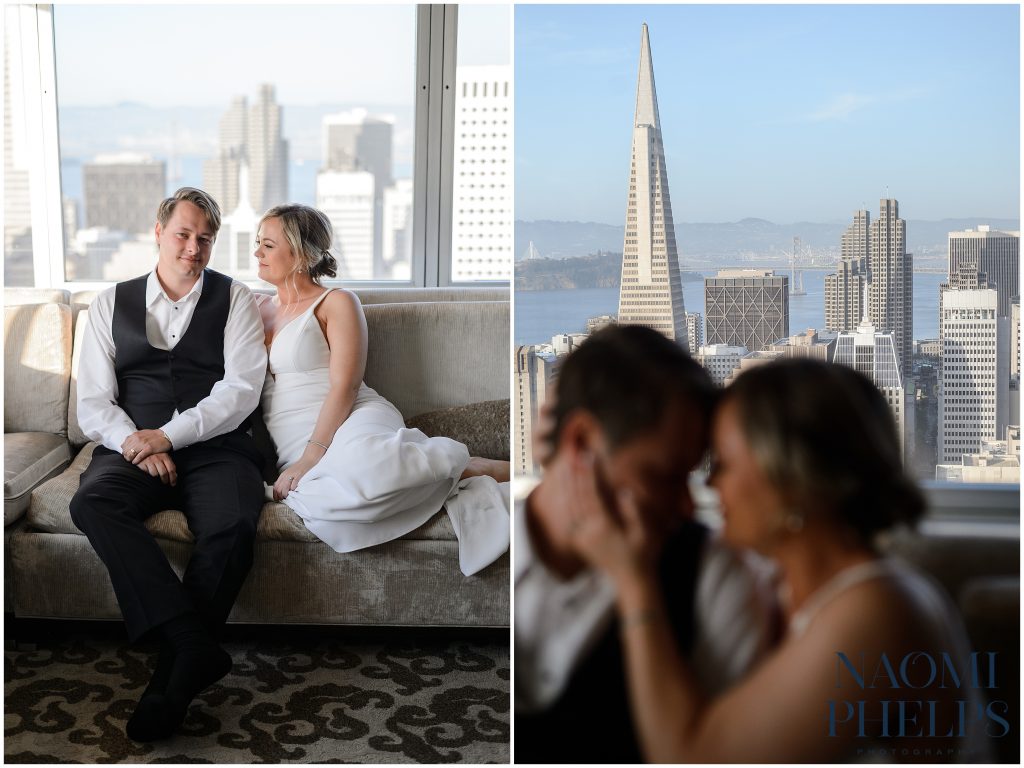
[783,508,804,533]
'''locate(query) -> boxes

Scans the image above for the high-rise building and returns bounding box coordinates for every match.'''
[868,199,913,378]
[82,153,166,234]
[248,84,289,214]
[382,179,414,280]
[203,96,247,214]
[834,318,907,458]
[316,171,376,280]
[705,269,789,353]
[1011,297,1020,381]
[451,65,513,281]
[615,24,687,346]
[948,226,1019,318]
[323,109,393,185]
[3,25,33,285]
[825,210,869,332]
[938,287,1009,466]
[320,109,396,277]
[515,345,563,476]
[946,227,1019,317]
[686,312,703,354]
[203,85,288,221]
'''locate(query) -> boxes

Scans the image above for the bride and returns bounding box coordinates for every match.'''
[252,203,510,575]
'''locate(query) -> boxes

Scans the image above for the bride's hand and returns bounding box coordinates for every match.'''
[273,459,316,501]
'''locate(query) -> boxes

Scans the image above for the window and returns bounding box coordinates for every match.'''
[7,4,511,288]
[449,4,512,283]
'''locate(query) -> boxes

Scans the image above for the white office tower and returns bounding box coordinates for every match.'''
[834,318,907,460]
[616,25,687,346]
[705,269,789,352]
[203,86,288,218]
[317,171,375,280]
[868,199,913,379]
[451,65,513,281]
[515,345,563,475]
[696,345,748,387]
[938,288,1010,466]
[948,226,1019,317]
[686,312,703,354]
[825,210,869,332]
[382,179,414,280]
[83,153,166,235]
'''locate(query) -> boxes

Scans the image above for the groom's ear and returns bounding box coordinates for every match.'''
[558,409,603,470]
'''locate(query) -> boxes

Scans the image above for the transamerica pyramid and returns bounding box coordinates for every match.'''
[616,23,688,348]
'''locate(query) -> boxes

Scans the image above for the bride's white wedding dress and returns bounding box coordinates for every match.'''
[260,289,509,575]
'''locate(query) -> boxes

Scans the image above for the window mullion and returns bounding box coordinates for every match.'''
[18,4,64,288]
[436,4,458,288]
[412,5,455,289]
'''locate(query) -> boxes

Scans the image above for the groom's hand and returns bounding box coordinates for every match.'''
[137,453,178,486]
[122,430,174,464]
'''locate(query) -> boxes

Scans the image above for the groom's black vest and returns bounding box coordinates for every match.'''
[111,269,252,441]
[515,520,708,764]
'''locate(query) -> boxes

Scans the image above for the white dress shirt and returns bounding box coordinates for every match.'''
[514,495,776,713]
[77,271,267,453]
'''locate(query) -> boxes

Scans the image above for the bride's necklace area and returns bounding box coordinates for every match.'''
[274,289,324,322]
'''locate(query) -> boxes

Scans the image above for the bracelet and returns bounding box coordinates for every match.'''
[620,609,662,630]
[307,439,330,452]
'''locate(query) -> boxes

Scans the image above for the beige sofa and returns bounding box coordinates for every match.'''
[5,285,510,630]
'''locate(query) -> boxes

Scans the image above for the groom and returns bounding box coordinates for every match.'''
[71,187,267,741]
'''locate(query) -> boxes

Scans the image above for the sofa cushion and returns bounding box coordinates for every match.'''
[4,303,72,435]
[406,399,509,460]
[5,432,72,524]
[29,443,459,544]
[363,301,509,420]
[4,288,71,306]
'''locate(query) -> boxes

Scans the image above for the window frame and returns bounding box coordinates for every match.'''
[14,3,508,290]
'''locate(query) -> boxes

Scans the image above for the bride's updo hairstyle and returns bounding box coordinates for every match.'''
[260,204,338,283]
[721,358,924,546]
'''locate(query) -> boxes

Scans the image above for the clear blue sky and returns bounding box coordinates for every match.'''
[515,4,1021,224]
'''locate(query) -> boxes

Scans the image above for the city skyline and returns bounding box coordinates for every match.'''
[516,4,1020,224]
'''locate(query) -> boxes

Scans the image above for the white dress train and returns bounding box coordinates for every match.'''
[260,289,509,575]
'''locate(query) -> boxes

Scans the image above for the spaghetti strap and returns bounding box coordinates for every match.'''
[788,559,897,638]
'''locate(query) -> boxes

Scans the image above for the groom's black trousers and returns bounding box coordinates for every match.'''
[70,433,264,642]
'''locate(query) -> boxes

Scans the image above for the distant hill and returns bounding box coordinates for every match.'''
[516,217,1020,269]
[515,250,702,291]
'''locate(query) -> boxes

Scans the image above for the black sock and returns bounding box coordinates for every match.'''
[125,614,231,742]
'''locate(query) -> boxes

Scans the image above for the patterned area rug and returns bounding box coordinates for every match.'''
[5,626,509,763]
